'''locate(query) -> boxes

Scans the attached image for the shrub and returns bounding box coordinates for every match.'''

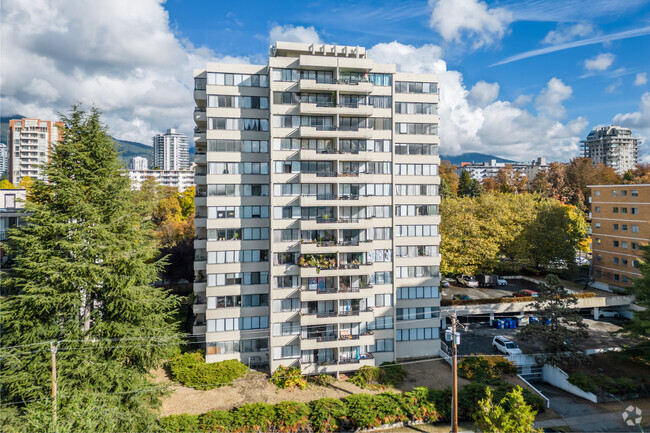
[168,352,248,390]
[348,365,382,389]
[312,373,335,387]
[568,373,598,393]
[198,410,232,432]
[231,403,275,432]
[271,365,307,390]
[309,398,348,433]
[348,362,406,389]
[345,394,381,429]
[158,414,199,432]
[458,356,516,382]
[373,392,408,424]
[273,401,311,433]
[381,362,407,387]
[401,387,440,422]
[427,388,452,422]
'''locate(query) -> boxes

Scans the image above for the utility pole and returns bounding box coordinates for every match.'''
[446,312,466,433]
[51,341,59,425]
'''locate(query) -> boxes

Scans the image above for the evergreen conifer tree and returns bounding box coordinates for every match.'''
[1,106,181,431]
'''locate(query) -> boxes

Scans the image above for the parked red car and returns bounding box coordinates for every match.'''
[513,289,538,298]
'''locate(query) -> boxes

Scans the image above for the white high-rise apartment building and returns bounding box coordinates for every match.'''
[193,42,441,374]
[9,118,61,184]
[152,128,190,170]
[581,126,640,174]
[0,143,8,177]
[129,156,149,170]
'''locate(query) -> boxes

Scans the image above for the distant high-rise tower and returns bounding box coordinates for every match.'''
[0,143,8,177]
[9,118,62,184]
[581,126,639,174]
[152,128,189,170]
[129,156,149,170]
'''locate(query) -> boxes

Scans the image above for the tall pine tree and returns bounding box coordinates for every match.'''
[1,106,181,431]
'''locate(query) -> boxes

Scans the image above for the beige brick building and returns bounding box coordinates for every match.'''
[590,184,649,290]
[192,42,441,373]
[8,118,62,184]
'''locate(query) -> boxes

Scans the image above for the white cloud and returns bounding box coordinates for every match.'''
[468,81,499,108]
[368,41,587,161]
[541,23,594,45]
[606,78,622,94]
[535,77,573,119]
[428,0,513,49]
[0,0,242,145]
[613,92,650,162]
[634,72,647,86]
[584,53,615,71]
[269,25,322,44]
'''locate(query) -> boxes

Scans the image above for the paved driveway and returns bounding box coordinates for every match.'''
[534,383,636,432]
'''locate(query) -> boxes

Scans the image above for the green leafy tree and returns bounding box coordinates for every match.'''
[520,202,588,268]
[458,170,472,197]
[474,386,540,433]
[439,178,454,199]
[439,160,459,197]
[1,106,181,430]
[518,274,588,366]
[0,178,15,189]
[623,241,650,359]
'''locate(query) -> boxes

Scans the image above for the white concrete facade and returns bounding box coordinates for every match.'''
[0,143,8,176]
[129,156,149,170]
[458,158,548,182]
[8,118,61,184]
[127,167,194,191]
[193,42,442,373]
[152,128,190,171]
[581,126,639,175]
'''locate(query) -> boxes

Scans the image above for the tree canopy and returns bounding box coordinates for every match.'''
[440,193,588,275]
[1,106,181,431]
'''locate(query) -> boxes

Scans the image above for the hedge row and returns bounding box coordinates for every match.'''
[160,388,435,433]
[159,383,545,432]
[458,356,517,383]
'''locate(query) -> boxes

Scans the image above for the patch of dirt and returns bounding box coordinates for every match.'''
[157,368,386,416]
[157,358,470,416]
[397,359,470,391]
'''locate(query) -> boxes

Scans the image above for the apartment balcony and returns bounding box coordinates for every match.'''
[300,332,374,351]
[298,148,376,161]
[300,285,374,301]
[194,152,207,164]
[194,258,206,272]
[299,239,371,254]
[299,194,344,207]
[299,102,374,117]
[299,125,339,138]
[194,237,206,250]
[193,296,207,314]
[299,308,374,326]
[194,174,207,185]
[298,79,373,94]
[299,264,371,278]
[299,217,375,231]
[194,89,206,101]
[194,109,206,124]
[194,130,206,142]
[300,353,375,374]
[194,216,207,228]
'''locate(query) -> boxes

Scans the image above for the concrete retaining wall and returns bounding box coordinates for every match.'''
[542,364,598,403]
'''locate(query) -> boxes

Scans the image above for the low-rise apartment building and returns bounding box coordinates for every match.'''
[1,188,27,264]
[589,184,649,290]
[127,167,194,191]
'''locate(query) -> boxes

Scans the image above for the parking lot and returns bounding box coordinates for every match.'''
[441,277,539,301]
[448,318,635,356]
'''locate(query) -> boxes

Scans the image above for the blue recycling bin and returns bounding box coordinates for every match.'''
[510,319,517,329]
[495,319,503,329]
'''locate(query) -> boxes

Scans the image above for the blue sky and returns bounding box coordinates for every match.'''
[1,0,649,162]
